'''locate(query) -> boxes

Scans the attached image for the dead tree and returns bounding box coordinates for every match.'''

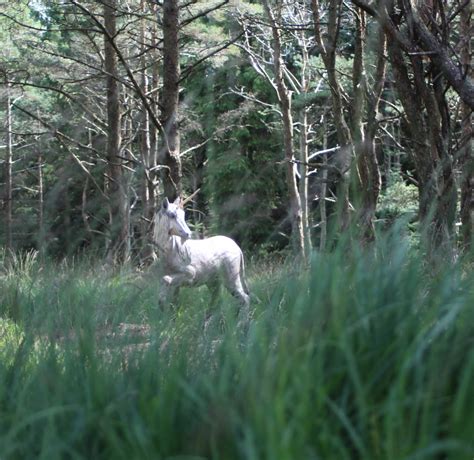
[262,0,305,259]
[3,84,13,251]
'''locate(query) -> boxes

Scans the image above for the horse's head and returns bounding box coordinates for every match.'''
[157,197,192,240]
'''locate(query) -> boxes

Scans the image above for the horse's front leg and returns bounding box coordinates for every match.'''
[158,265,196,309]
[158,280,179,308]
[163,265,197,287]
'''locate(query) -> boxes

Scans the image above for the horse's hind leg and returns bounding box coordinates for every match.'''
[226,280,251,325]
[202,281,220,331]
[207,280,221,307]
[236,290,251,327]
[235,288,250,309]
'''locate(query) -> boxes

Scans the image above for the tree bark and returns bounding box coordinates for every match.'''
[104,0,129,262]
[161,0,182,201]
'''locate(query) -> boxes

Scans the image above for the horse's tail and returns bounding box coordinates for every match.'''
[240,252,250,296]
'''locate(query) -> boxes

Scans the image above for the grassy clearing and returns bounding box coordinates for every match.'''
[0,238,473,460]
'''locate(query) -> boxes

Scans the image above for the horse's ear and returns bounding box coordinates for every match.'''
[162,197,170,210]
[174,196,183,208]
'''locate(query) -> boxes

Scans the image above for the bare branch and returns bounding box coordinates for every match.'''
[180,0,228,28]
[179,31,244,83]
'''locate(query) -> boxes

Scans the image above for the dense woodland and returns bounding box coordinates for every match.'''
[0,0,472,262]
[1,2,474,458]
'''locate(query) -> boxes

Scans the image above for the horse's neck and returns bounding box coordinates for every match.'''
[154,217,171,251]
[155,228,187,262]
[165,237,189,269]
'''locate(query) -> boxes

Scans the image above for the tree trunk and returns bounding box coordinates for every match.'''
[388,30,456,253]
[460,3,473,250]
[320,112,329,251]
[138,0,155,261]
[410,8,474,111]
[149,0,159,214]
[409,6,456,251]
[298,30,312,258]
[4,84,13,252]
[161,0,182,201]
[351,0,474,110]
[351,8,369,239]
[299,107,312,258]
[104,0,129,262]
[38,152,45,258]
[355,20,385,242]
[262,0,305,259]
[311,0,352,232]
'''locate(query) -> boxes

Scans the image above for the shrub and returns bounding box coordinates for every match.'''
[378,172,419,221]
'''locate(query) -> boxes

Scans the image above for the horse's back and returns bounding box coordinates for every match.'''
[187,235,242,256]
[185,235,243,276]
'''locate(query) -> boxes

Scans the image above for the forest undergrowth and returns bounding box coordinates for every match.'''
[0,231,473,460]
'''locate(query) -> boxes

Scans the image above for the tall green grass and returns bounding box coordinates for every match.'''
[0,237,473,459]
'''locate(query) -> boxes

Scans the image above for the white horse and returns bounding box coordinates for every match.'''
[153,197,250,314]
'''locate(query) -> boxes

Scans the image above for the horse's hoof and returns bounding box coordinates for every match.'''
[163,275,173,285]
